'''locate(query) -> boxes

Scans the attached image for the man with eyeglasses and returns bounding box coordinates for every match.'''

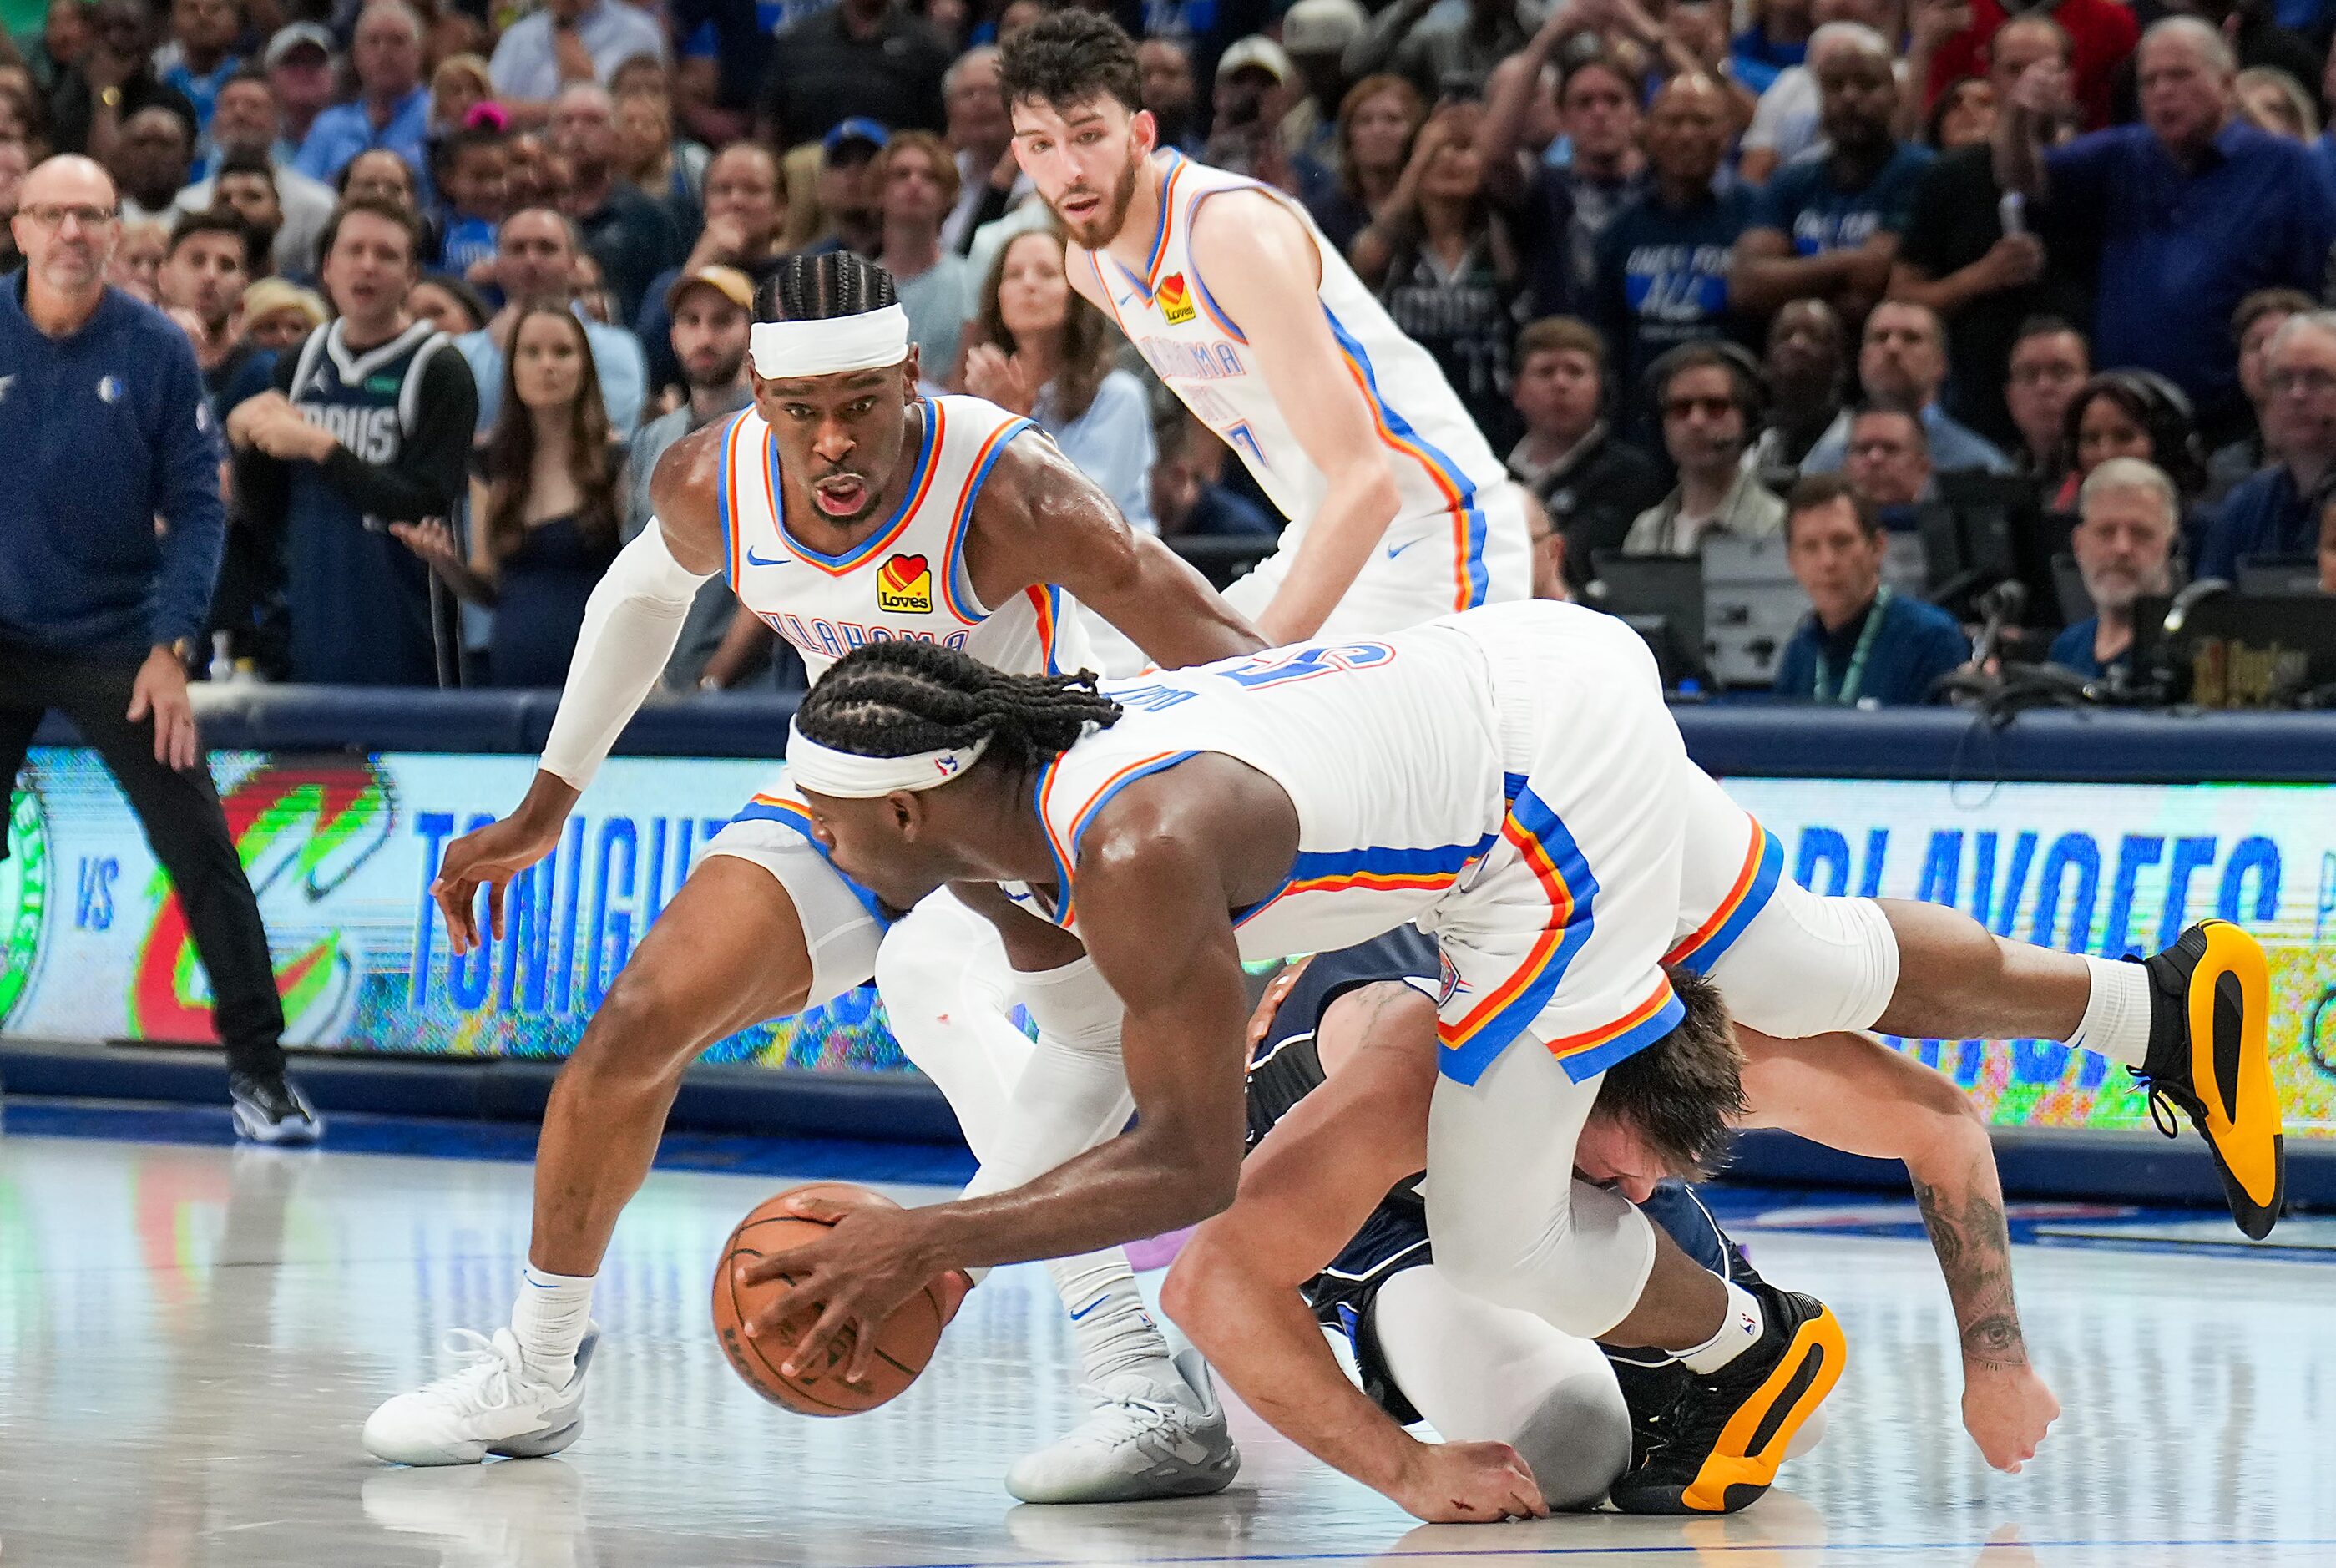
[0,154,320,1144]
[2197,311,2336,580]
[1624,343,1785,556]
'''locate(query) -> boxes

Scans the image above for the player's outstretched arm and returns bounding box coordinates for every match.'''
[1163,984,1550,1524]
[1738,1027,2060,1472]
[1186,193,1401,645]
[428,427,726,954]
[970,432,1266,669]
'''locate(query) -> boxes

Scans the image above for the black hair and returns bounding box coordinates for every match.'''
[2011,312,2086,350]
[1848,399,1928,448]
[2060,369,2207,498]
[999,9,1143,115]
[215,147,276,185]
[1593,965,1747,1179]
[168,206,260,274]
[431,123,507,180]
[755,250,901,324]
[795,640,1122,777]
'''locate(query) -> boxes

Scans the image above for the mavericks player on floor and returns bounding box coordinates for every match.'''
[999,10,1532,660]
[737,599,2280,1515]
[364,255,1259,1502]
[1169,928,2071,1519]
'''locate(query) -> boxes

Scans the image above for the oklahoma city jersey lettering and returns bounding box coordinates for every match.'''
[719,392,1093,680]
[1019,625,1507,959]
[1080,150,1518,611]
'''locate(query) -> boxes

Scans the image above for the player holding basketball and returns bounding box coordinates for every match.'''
[999,11,1532,655]
[363,254,1259,1501]
[1165,932,2059,1522]
[739,599,2281,1516]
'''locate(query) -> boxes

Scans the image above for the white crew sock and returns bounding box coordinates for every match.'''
[511,1266,595,1385]
[2067,954,2153,1070]
[1679,1277,1766,1374]
[1048,1253,1176,1388]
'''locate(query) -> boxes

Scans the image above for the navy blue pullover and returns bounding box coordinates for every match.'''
[0,272,226,655]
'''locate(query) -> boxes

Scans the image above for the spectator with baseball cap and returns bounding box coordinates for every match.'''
[293,1,432,188]
[804,117,887,257]
[625,264,761,691]
[1277,0,1367,165]
[263,23,336,159]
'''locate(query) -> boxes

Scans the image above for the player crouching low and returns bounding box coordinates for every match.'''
[1165,929,2065,1520]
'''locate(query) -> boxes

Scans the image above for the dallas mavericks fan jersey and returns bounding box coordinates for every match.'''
[1077,150,1516,611]
[1013,622,1508,959]
[720,394,1095,680]
[281,318,463,685]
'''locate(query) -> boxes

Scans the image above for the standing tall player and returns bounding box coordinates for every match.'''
[999,12,1532,651]
[362,254,1259,1503]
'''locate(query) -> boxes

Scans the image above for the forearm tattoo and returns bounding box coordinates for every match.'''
[1913,1164,2028,1371]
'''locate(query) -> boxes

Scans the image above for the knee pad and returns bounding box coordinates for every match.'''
[1706,883,1900,1039]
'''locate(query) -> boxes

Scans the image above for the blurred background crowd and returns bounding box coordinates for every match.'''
[8,0,2336,703]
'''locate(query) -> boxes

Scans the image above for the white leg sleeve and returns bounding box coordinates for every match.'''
[1370,1264,1631,1511]
[873,895,1034,1164]
[1424,1036,1657,1340]
[961,953,1135,1201]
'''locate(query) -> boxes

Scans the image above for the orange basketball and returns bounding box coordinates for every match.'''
[710,1181,953,1416]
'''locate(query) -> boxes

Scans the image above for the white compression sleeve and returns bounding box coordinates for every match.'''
[538,519,714,791]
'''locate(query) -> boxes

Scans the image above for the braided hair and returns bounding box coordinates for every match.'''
[755,250,901,322]
[796,640,1123,776]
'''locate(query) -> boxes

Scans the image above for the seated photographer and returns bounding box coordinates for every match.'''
[2048,458,2178,683]
[1774,473,1970,706]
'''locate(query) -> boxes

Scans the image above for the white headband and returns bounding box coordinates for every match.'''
[751,304,912,378]
[786,720,988,798]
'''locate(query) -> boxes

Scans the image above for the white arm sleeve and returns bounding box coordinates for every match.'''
[538,517,717,792]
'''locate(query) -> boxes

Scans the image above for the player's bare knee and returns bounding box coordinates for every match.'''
[568,971,706,1085]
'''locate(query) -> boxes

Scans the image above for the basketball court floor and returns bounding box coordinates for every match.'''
[2,1107,2330,1567]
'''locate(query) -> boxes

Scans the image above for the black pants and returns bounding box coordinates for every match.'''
[0,642,286,1079]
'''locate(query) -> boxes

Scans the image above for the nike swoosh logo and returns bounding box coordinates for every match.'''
[743,547,789,567]
[1068,1298,1108,1321]
[1384,539,1421,560]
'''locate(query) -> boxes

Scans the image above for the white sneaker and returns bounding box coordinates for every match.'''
[363,1323,599,1466]
[1005,1348,1240,1504]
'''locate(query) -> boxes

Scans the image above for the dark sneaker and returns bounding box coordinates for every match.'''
[230,1071,324,1146]
[1609,1285,1845,1515]
[2134,920,2284,1239]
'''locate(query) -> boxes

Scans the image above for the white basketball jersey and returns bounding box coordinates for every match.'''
[721,394,1094,680]
[1013,622,1508,959]
[1079,151,1519,615]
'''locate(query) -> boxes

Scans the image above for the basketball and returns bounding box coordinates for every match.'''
[710,1181,953,1416]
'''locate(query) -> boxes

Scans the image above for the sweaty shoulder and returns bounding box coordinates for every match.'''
[646,414,736,573]
[1081,754,1298,912]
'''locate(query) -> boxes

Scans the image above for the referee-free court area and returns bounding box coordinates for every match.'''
[1,1108,2329,1568]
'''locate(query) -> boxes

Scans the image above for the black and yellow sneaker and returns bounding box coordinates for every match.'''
[2133,920,2285,1239]
[1607,1284,1845,1516]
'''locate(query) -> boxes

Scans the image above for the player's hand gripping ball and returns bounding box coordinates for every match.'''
[710,1181,968,1414]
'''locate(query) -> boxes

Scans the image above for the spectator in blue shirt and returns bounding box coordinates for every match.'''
[2049,456,2179,681]
[0,153,316,1143]
[1732,21,1932,322]
[1996,15,2336,431]
[1732,0,1812,95]
[1803,300,2012,474]
[1775,473,1970,705]
[488,0,666,128]
[2198,311,2336,579]
[154,0,245,144]
[1593,74,1757,427]
[458,206,648,438]
[293,1,432,189]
